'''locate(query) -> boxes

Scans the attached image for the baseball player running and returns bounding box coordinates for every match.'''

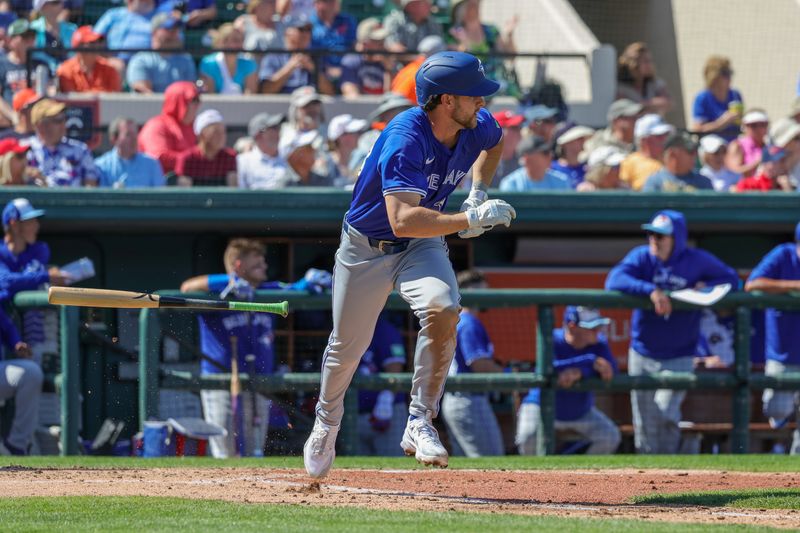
[304,51,516,478]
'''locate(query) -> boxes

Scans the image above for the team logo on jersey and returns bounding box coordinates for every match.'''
[427,173,441,190]
[443,169,467,187]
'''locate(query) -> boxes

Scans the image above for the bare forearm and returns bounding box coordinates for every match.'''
[391,206,469,238]
[472,138,503,191]
[745,278,800,293]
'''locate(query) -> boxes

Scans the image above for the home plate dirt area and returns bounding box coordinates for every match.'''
[1,467,799,528]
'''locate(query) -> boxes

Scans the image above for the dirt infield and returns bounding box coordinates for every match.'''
[1,466,799,528]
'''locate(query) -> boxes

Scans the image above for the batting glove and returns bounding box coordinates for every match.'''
[220,275,255,301]
[458,189,488,239]
[466,199,517,230]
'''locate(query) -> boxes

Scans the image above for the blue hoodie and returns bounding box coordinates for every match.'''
[605,210,739,359]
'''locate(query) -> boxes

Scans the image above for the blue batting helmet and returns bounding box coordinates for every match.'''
[415,51,500,106]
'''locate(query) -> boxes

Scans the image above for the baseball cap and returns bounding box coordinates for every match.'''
[525,105,558,123]
[563,306,610,329]
[283,14,313,29]
[607,99,643,121]
[7,19,34,37]
[368,93,413,122]
[0,138,29,156]
[12,88,41,113]
[247,112,284,137]
[290,85,325,109]
[516,135,552,157]
[2,198,45,228]
[587,145,625,168]
[556,125,594,146]
[31,98,66,125]
[33,0,60,11]
[492,110,524,128]
[742,110,769,125]
[151,12,183,31]
[641,212,674,235]
[279,129,320,159]
[770,118,800,149]
[663,131,698,152]
[634,114,674,140]
[356,17,388,42]
[193,109,224,136]
[327,114,368,142]
[71,25,104,48]
[417,35,446,56]
[698,134,727,155]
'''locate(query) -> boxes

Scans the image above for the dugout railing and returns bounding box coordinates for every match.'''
[134,289,800,457]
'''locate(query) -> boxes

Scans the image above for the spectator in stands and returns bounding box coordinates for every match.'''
[552,125,593,189]
[605,210,738,454]
[441,270,505,457]
[746,221,800,454]
[287,85,326,135]
[138,81,199,173]
[698,134,739,191]
[27,99,100,187]
[30,0,76,65]
[619,114,672,191]
[0,138,30,185]
[340,18,393,98]
[311,0,356,72]
[356,313,408,456]
[259,15,334,95]
[524,105,558,143]
[56,26,122,93]
[390,34,445,104]
[491,110,524,184]
[516,306,620,455]
[616,42,671,116]
[577,146,627,192]
[348,92,413,175]
[237,112,289,189]
[0,20,37,130]
[235,0,282,52]
[583,99,642,156]
[199,23,258,94]
[0,88,39,142]
[735,147,792,192]
[499,135,570,191]
[772,118,800,188]
[126,13,197,94]
[171,0,217,28]
[95,117,165,188]
[277,0,313,18]
[448,0,517,85]
[175,109,237,187]
[726,109,769,178]
[323,113,366,187]
[691,55,743,141]
[279,128,329,186]
[93,0,169,67]
[383,0,443,53]
[642,132,712,192]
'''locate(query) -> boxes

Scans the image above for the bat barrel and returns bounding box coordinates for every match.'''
[48,287,161,309]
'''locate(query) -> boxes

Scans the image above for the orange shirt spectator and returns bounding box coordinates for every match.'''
[390,35,445,105]
[57,26,121,93]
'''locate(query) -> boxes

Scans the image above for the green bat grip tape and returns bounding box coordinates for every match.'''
[229,300,289,316]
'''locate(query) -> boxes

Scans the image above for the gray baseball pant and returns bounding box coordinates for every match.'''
[356,402,408,456]
[0,359,43,451]
[201,389,271,458]
[762,359,800,455]
[441,392,504,456]
[628,348,694,454]
[315,224,460,427]
[515,403,620,455]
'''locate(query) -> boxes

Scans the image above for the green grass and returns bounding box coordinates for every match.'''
[634,488,800,510]
[0,454,797,472]
[0,497,779,532]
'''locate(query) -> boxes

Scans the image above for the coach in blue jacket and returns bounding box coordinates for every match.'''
[605,210,738,454]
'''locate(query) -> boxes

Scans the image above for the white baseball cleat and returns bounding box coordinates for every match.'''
[400,411,449,468]
[303,417,339,479]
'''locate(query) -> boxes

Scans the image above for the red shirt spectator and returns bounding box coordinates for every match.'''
[57,26,122,94]
[736,147,790,192]
[174,109,237,186]
[138,81,200,174]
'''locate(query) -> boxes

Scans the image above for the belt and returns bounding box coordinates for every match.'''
[343,221,409,255]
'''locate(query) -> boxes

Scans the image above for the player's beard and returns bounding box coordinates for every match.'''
[452,106,479,129]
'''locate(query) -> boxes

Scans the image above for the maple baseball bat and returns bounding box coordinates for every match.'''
[48,287,288,316]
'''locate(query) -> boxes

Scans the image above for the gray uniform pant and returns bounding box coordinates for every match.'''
[762,359,800,454]
[628,348,694,454]
[356,402,408,456]
[515,403,620,455]
[315,223,460,427]
[441,392,504,456]
[201,389,271,458]
[0,359,43,451]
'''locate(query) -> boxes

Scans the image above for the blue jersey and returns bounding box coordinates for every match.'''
[523,329,617,421]
[346,106,502,240]
[197,275,285,375]
[449,310,493,375]
[0,241,50,345]
[748,243,800,364]
[356,316,406,412]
